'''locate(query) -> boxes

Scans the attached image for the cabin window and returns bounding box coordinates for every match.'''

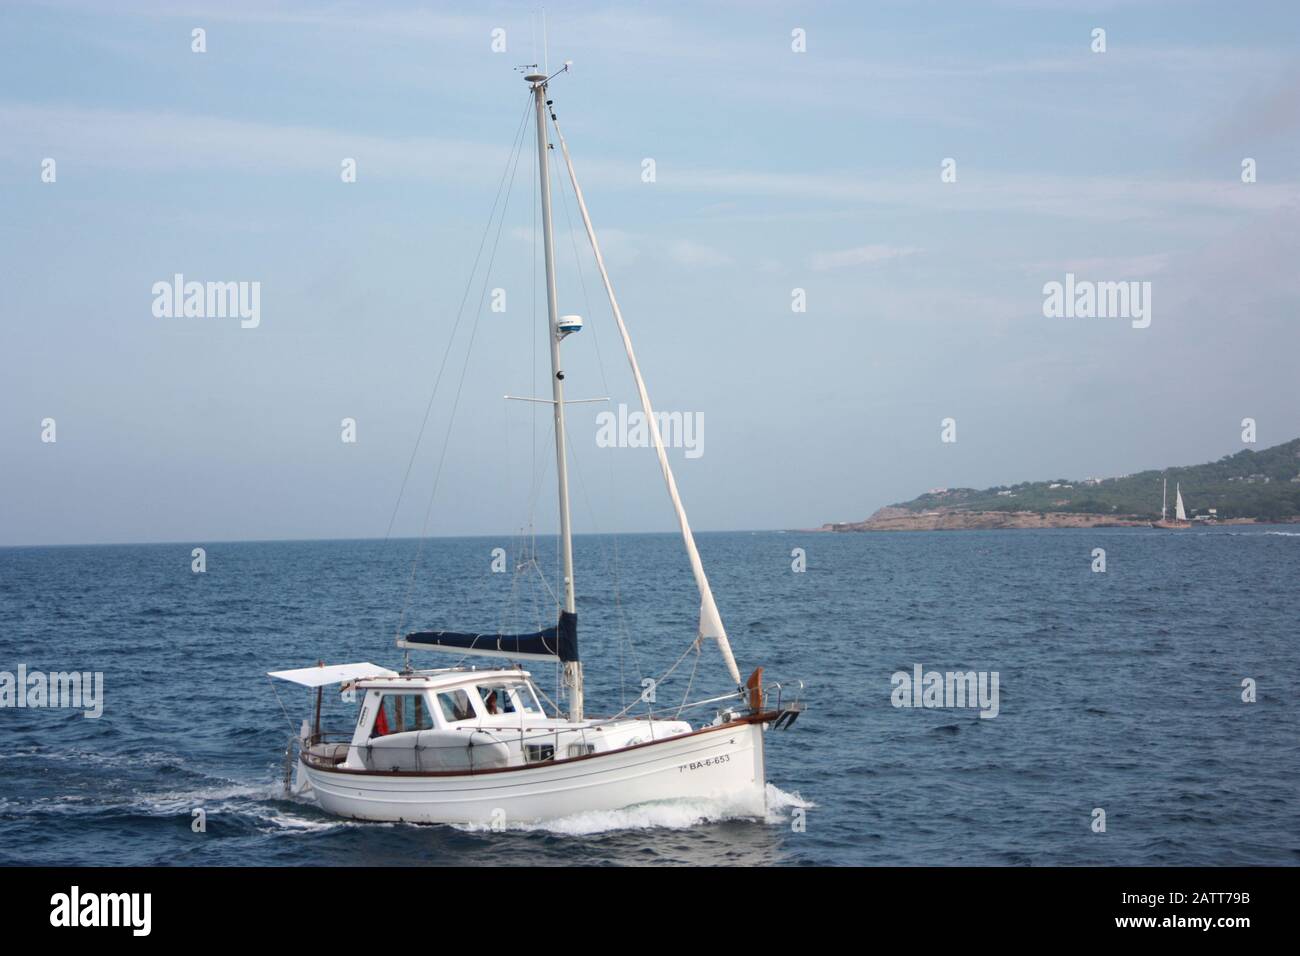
[525,743,555,763]
[476,683,539,716]
[510,684,543,715]
[372,693,432,737]
[436,688,476,724]
[476,684,513,716]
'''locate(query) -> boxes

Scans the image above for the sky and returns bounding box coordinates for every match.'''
[2,0,1298,546]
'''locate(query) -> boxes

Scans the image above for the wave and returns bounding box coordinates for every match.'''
[453,783,814,835]
[0,747,186,768]
[1210,530,1300,537]
[129,780,398,834]
[1,776,396,839]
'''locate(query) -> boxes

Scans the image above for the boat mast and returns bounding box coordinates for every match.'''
[527,70,582,721]
[1162,477,1167,521]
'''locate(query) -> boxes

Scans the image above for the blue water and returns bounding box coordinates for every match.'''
[1,528,1297,866]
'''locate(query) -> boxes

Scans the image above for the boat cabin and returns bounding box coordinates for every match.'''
[288,664,694,775]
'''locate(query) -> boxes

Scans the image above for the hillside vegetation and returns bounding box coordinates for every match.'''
[892,438,1300,522]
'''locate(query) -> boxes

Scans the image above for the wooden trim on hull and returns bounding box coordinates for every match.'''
[302,712,778,779]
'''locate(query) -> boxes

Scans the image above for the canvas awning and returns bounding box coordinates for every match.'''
[267,662,398,688]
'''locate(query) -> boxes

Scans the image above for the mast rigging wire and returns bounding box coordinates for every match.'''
[381,95,532,554]
[392,95,533,641]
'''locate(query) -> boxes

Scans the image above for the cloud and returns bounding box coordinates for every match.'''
[1206,68,1300,148]
[0,103,507,182]
[810,244,920,271]
[512,223,722,269]
[666,239,732,268]
[4,103,1298,229]
[1026,252,1172,278]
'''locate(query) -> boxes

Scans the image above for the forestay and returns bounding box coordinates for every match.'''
[551,116,742,687]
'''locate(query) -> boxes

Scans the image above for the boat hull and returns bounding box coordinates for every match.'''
[299,718,768,824]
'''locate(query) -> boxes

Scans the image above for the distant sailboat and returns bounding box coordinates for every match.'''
[1151,478,1191,529]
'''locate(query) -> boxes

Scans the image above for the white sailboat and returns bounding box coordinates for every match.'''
[1151,477,1191,529]
[269,68,804,825]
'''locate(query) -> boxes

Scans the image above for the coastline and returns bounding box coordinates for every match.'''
[816,507,1288,532]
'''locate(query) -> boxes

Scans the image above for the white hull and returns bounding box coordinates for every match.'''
[301,719,767,825]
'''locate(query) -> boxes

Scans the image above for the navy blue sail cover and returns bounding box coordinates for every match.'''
[401,611,577,662]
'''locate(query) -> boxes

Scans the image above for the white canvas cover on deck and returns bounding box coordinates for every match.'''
[268,662,398,688]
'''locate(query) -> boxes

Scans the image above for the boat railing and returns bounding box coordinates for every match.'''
[283,732,300,789]
[763,679,804,713]
[299,725,604,772]
[297,686,807,774]
[761,679,806,730]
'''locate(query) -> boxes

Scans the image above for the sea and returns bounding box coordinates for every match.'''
[1,528,1296,866]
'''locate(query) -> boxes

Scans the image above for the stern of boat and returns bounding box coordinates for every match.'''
[283,719,348,799]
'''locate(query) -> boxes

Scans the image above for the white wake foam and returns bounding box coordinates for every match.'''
[455,783,815,835]
[138,781,382,833]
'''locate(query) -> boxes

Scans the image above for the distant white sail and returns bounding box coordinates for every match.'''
[1175,484,1187,522]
